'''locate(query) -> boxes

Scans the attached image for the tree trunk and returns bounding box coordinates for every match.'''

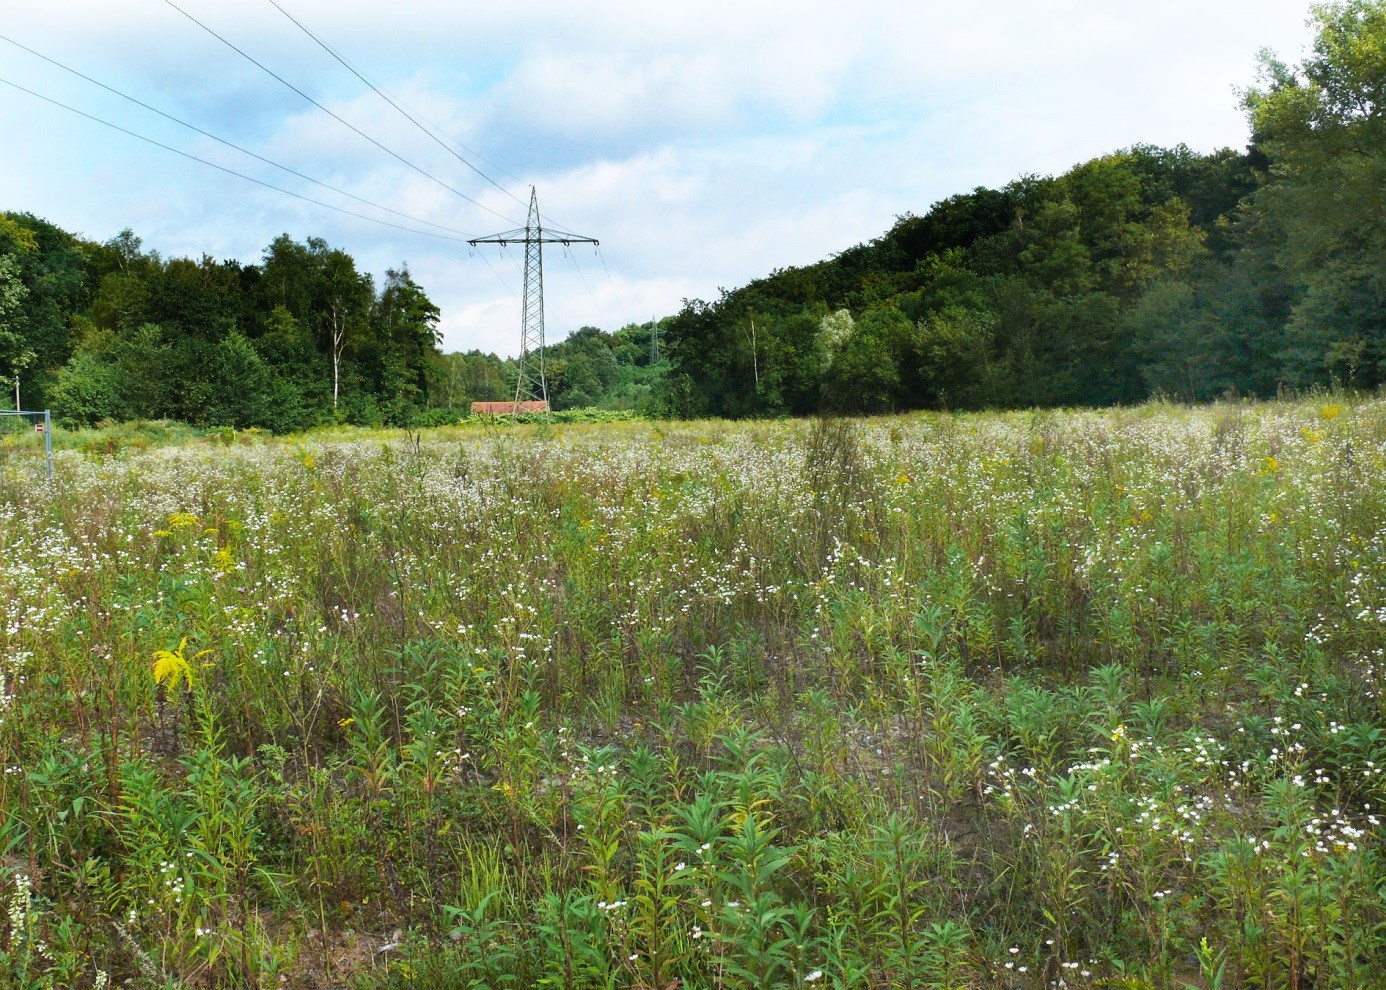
[331,303,342,411]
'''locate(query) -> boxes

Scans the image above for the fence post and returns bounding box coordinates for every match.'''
[44,409,52,483]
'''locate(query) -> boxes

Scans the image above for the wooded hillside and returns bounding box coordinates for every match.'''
[662,1,1386,417]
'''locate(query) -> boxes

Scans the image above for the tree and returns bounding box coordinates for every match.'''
[0,254,34,409]
[107,324,173,419]
[369,266,441,416]
[260,234,320,321]
[104,228,146,272]
[50,351,122,425]
[311,242,373,412]
[816,309,855,372]
[205,332,276,428]
[907,305,995,409]
[1242,0,1386,385]
[438,350,509,405]
[548,326,619,410]
[820,306,908,413]
[0,216,39,253]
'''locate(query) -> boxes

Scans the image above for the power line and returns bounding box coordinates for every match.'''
[564,244,610,329]
[595,246,632,327]
[474,249,516,296]
[264,0,530,214]
[265,0,591,240]
[0,33,480,241]
[363,92,529,191]
[258,1,609,249]
[258,2,636,331]
[0,75,474,243]
[160,0,523,229]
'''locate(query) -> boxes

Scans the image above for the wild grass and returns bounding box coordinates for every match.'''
[0,397,1383,989]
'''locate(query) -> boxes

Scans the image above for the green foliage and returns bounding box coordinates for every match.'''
[3,398,1385,987]
[1241,0,1386,388]
[0,253,34,409]
[0,218,444,430]
[48,352,122,426]
[655,2,1386,417]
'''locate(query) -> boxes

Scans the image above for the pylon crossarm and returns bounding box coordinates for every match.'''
[469,235,598,246]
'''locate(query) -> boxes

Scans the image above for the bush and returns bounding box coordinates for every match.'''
[49,352,122,426]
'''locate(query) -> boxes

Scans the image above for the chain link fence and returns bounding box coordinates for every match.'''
[0,410,53,483]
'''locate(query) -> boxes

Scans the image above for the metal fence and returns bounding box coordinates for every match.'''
[0,409,53,482]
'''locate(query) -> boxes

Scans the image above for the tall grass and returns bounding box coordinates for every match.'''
[0,397,1383,988]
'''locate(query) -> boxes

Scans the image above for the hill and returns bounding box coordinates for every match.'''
[662,2,1386,417]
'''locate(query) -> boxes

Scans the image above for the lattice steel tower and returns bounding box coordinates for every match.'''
[469,188,598,407]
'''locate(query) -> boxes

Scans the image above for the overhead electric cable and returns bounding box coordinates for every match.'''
[366,94,529,190]
[594,246,632,325]
[256,1,629,336]
[0,76,473,243]
[0,33,480,241]
[475,250,516,296]
[565,245,611,328]
[160,0,523,228]
[264,0,530,213]
[261,0,632,327]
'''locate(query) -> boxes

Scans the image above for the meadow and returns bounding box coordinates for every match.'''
[0,399,1383,989]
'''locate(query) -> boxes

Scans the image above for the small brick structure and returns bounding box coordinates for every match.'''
[471,400,550,416]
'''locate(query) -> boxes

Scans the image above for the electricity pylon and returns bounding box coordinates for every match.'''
[469,188,598,408]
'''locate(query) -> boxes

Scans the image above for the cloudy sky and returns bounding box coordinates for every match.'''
[2,1,1316,356]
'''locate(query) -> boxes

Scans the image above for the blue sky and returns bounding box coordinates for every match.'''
[1,1,1317,356]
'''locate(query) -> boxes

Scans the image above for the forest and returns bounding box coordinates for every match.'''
[0,214,669,429]
[1,0,1383,427]
[662,0,1386,417]
[0,221,449,430]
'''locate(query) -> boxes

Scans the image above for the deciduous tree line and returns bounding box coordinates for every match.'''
[0,212,671,427]
[0,223,442,430]
[662,1,1386,416]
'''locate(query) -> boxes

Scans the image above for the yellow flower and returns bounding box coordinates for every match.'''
[1110,725,1126,742]
[152,637,209,692]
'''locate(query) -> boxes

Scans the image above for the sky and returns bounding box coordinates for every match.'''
[1,1,1319,357]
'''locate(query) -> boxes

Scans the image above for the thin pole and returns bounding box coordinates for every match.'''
[750,319,759,389]
[43,409,51,483]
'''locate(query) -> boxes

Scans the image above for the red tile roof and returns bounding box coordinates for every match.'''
[471,400,550,415]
